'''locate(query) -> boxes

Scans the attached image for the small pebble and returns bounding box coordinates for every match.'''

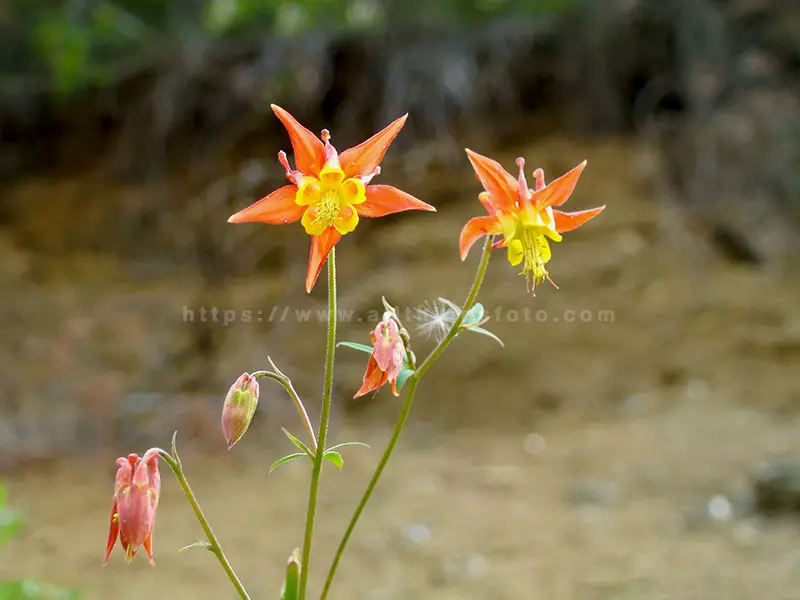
[454,552,489,580]
[707,494,733,521]
[567,478,619,507]
[523,433,547,455]
[403,523,431,545]
[685,379,710,402]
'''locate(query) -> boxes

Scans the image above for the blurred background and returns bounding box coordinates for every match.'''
[1,0,799,598]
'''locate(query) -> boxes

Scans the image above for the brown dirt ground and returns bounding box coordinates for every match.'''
[1,135,800,599]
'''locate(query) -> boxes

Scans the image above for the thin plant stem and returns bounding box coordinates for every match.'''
[319,235,494,599]
[299,247,338,600]
[255,366,318,452]
[157,449,251,600]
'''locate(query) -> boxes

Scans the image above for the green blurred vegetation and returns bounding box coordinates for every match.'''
[1,0,574,97]
[0,484,80,600]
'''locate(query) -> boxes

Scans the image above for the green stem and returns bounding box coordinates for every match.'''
[319,235,493,600]
[299,247,338,600]
[157,450,251,600]
[255,366,318,452]
[416,235,494,377]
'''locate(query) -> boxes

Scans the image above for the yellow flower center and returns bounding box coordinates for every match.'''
[296,165,366,236]
[500,207,563,292]
[317,188,341,223]
[508,228,552,290]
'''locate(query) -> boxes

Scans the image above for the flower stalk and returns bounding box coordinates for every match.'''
[156,436,251,600]
[319,234,494,599]
[254,362,318,453]
[298,246,338,600]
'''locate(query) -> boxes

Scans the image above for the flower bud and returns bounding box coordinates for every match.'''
[221,372,260,450]
[281,549,301,600]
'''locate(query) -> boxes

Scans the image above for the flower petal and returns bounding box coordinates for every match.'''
[358,185,436,217]
[533,160,587,208]
[228,185,305,224]
[477,191,496,215]
[333,204,359,235]
[465,149,519,212]
[296,178,321,206]
[339,114,408,178]
[143,532,155,566]
[271,105,325,175]
[341,177,366,204]
[354,355,389,398]
[508,239,523,266]
[301,205,329,236]
[553,205,605,233]
[103,497,119,566]
[459,215,502,261]
[306,227,342,293]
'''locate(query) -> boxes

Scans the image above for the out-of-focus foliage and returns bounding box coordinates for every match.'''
[0,485,22,548]
[0,484,80,600]
[0,0,574,97]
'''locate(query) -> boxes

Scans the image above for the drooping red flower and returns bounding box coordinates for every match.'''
[354,317,405,398]
[460,149,605,293]
[228,106,436,293]
[103,449,161,565]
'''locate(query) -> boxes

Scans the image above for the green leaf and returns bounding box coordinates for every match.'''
[396,368,414,392]
[467,326,505,347]
[281,428,314,458]
[177,541,213,553]
[268,452,309,474]
[337,341,374,354]
[280,549,301,600]
[322,451,344,469]
[462,303,485,326]
[326,441,370,451]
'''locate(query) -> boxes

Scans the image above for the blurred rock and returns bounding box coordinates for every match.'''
[402,522,431,545]
[707,494,734,521]
[732,519,762,546]
[567,478,620,507]
[443,552,489,583]
[682,489,756,531]
[523,432,547,455]
[752,459,800,515]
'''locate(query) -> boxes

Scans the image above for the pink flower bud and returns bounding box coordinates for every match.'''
[103,448,161,565]
[221,372,260,450]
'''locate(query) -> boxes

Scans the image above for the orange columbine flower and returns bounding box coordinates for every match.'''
[229,105,436,292]
[460,149,605,293]
[104,449,161,565]
[354,317,405,398]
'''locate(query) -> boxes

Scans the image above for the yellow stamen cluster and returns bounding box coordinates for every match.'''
[508,228,552,290]
[296,165,366,236]
[500,207,562,293]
